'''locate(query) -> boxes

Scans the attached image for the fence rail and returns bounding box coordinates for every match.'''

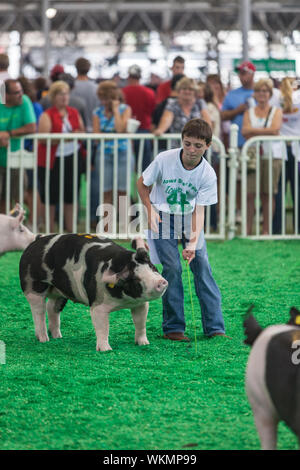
[240,135,300,239]
[5,129,300,240]
[6,132,227,240]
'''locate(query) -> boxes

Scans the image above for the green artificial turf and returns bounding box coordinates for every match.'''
[0,240,299,450]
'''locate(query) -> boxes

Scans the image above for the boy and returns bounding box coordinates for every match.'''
[137,118,226,341]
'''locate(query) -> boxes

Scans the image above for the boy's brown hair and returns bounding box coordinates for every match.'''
[181,118,212,145]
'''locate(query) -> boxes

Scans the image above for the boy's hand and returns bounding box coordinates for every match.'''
[183,242,197,264]
[147,208,161,233]
[182,248,195,264]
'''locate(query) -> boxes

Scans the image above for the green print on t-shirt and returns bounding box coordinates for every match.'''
[166,189,192,213]
[163,178,197,192]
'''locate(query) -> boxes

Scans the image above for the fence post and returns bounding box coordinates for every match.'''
[227,124,239,240]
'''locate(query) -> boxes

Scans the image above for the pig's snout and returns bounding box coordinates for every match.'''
[156,279,168,293]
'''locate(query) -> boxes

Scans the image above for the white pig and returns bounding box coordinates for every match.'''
[0,204,35,255]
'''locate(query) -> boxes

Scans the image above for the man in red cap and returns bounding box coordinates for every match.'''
[235,61,256,75]
[221,60,256,148]
[50,64,65,82]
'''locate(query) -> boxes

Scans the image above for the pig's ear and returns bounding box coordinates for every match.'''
[102,270,118,285]
[135,248,149,263]
[287,307,300,326]
[10,211,25,229]
[102,267,129,284]
[116,267,130,280]
[131,237,148,251]
[10,203,23,218]
[243,305,263,346]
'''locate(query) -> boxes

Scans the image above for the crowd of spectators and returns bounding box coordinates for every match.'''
[0,51,299,234]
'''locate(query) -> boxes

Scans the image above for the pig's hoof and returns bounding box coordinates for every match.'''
[96,344,113,352]
[50,330,62,339]
[36,333,49,343]
[136,337,150,346]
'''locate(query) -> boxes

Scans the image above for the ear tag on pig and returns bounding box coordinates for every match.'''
[295,315,300,325]
[108,283,115,288]
[77,234,95,239]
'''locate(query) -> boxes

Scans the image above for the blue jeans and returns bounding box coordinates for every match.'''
[153,214,225,336]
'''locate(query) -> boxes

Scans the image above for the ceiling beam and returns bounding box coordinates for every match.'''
[0,1,299,36]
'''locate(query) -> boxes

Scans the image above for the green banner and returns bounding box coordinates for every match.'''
[233,58,296,73]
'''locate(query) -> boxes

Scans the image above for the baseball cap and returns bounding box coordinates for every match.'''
[235,61,256,74]
[50,64,65,80]
[128,64,141,78]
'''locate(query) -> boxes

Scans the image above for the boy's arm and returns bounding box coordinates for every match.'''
[182,205,205,264]
[137,175,161,232]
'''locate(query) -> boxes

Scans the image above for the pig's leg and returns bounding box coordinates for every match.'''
[252,406,278,450]
[90,305,112,352]
[26,293,49,343]
[131,302,149,346]
[47,297,67,339]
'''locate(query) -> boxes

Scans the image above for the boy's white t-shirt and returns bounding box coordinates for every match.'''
[142,148,217,254]
[142,148,218,215]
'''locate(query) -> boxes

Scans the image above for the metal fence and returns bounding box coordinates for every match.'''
[239,135,300,239]
[6,132,227,240]
[7,129,300,240]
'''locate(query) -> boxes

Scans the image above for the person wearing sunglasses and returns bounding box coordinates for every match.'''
[242,79,283,235]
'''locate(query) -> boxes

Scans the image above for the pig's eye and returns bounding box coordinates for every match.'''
[19,225,24,233]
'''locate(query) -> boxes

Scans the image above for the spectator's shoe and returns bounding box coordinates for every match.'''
[208,332,232,339]
[163,332,190,342]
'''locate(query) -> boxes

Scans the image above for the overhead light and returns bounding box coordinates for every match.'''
[46,8,57,19]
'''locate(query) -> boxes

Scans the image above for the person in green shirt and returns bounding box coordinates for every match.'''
[0,79,36,211]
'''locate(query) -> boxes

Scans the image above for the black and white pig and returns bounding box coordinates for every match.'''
[244,305,300,449]
[19,234,168,351]
[0,203,35,255]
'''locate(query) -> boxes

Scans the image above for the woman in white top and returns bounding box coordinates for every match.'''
[273,77,300,233]
[242,78,282,235]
